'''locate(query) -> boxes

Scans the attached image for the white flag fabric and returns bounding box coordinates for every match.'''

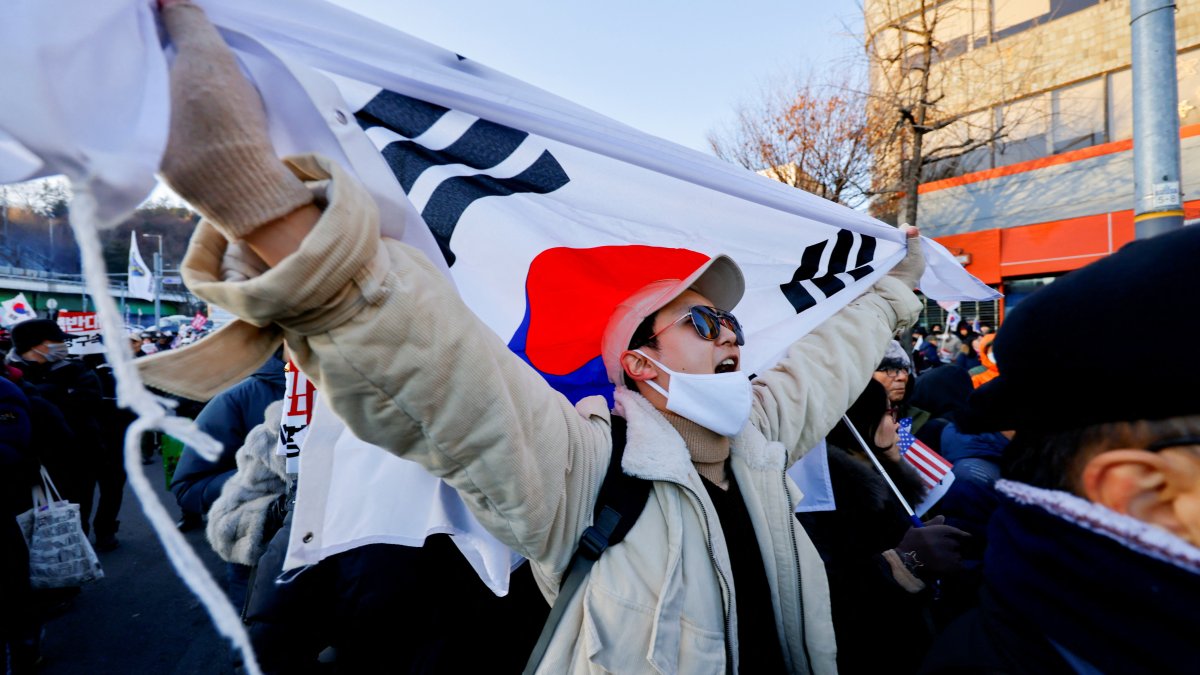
[788,440,838,514]
[0,292,36,328]
[292,396,521,595]
[127,231,155,301]
[0,0,1001,591]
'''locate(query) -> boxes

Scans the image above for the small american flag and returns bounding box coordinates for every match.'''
[898,418,954,490]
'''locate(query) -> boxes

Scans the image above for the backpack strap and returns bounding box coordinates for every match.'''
[522,416,650,674]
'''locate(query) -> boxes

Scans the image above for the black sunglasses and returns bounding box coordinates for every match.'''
[648,305,745,346]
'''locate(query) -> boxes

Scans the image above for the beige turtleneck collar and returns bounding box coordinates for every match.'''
[661,410,731,490]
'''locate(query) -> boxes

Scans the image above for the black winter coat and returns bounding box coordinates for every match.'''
[244,519,550,674]
[0,377,35,518]
[20,358,105,457]
[798,443,934,675]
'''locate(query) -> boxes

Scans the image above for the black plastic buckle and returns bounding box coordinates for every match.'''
[578,526,610,560]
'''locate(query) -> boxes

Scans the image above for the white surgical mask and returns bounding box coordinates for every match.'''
[633,350,751,437]
[41,343,70,362]
[28,343,69,364]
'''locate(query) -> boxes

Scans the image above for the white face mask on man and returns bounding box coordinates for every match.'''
[633,350,752,437]
[37,342,71,363]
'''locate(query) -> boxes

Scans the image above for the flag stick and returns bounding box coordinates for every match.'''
[842,414,923,528]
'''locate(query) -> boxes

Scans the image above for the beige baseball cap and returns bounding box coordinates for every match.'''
[600,254,744,385]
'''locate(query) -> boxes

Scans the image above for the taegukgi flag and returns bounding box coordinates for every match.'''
[0,0,1000,590]
[0,292,35,328]
[127,231,154,301]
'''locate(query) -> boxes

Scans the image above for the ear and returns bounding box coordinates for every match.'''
[1081,449,1186,537]
[620,350,658,383]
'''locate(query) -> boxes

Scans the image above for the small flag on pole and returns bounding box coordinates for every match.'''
[898,417,956,516]
[127,232,154,301]
[0,292,35,327]
[190,312,207,332]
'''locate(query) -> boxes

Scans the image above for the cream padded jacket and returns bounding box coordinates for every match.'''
[172,155,922,674]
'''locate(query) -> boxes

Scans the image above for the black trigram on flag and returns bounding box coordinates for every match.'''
[355,90,571,265]
[780,229,877,314]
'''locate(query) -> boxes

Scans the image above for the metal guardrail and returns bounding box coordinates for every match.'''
[0,267,196,302]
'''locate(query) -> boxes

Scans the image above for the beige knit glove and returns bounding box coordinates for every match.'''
[158,1,313,240]
[887,224,925,289]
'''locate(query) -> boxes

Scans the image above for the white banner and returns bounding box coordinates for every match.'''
[57,311,105,355]
[276,360,316,474]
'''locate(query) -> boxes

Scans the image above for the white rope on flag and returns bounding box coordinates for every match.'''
[68,185,263,675]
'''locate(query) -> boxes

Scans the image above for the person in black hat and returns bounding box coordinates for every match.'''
[137,330,160,356]
[910,325,939,375]
[7,319,75,366]
[156,327,177,352]
[921,226,1200,675]
[6,319,115,548]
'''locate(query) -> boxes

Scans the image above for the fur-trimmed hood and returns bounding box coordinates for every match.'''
[996,480,1200,574]
[206,400,288,566]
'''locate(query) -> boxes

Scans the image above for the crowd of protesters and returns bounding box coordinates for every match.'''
[4,1,1199,673]
[0,313,218,672]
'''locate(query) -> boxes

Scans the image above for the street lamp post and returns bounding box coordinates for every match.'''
[1131,0,1184,238]
[142,233,163,327]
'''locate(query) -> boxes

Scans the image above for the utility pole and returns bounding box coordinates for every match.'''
[1131,0,1185,238]
[143,233,163,327]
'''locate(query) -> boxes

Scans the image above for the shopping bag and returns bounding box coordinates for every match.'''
[25,466,104,589]
[14,484,45,545]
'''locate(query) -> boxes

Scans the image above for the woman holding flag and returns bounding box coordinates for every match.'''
[798,379,970,673]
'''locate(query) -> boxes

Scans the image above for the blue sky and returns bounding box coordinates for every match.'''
[329,1,865,153]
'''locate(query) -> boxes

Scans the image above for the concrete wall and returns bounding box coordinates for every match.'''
[918,132,1200,235]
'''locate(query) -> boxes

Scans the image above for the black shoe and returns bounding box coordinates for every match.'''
[94,534,120,552]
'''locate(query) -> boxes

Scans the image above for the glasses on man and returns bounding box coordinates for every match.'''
[647,305,745,346]
[876,366,908,378]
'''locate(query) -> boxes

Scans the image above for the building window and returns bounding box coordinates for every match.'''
[1178,49,1200,127]
[921,110,994,181]
[1002,276,1058,315]
[1106,48,1200,143]
[996,93,1050,166]
[1051,77,1106,153]
[993,0,1050,35]
[1108,68,1133,142]
[933,0,986,61]
[992,0,1100,42]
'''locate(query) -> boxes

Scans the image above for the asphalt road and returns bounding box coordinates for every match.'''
[37,456,241,675]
